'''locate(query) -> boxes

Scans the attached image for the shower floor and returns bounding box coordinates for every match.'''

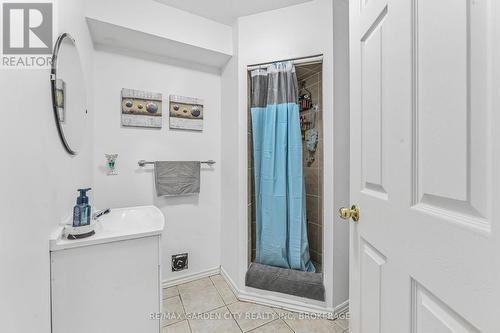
[161,274,349,333]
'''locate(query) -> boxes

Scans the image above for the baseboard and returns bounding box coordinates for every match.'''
[162,266,220,288]
[238,290,335,315]
[220,266,240,296]
[220,266,349,317]
[333,299,350,315]
[165,266,350,317]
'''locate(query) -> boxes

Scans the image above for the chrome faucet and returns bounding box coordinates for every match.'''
[93,208,111,220]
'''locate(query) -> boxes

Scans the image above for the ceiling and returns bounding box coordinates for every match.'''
[154,0,314,25]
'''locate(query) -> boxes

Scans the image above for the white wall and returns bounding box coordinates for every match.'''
[220,23,241,281]
[0,0,95,332]
[332,0,350,309]
[220,0,349,310]
[92,50,222,280]
[85,0,233,56]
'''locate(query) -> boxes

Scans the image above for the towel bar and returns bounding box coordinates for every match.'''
[138,160,216,167]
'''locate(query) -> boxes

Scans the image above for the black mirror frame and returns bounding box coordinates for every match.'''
[50,32,81,155]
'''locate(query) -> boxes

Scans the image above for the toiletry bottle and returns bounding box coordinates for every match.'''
[73,199,81,227]
[80,188,92,226]
[73,188,92,227]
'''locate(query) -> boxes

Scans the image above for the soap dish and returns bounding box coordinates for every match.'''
[64,221,97,240]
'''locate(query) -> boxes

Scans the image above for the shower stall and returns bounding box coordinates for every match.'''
[246,57,325,300]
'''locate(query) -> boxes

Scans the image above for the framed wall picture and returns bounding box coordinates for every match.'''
[169,95,204,131]
[121,88,163,128]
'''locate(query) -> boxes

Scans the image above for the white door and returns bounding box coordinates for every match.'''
[348,0,500,332]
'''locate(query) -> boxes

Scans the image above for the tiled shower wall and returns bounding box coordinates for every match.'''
[248,63,323,272]
[298,63,323,272]
[248,101,256,264]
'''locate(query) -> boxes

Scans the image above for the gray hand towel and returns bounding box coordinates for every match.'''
[154,161,201,196]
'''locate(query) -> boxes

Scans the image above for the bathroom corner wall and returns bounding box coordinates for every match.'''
[220,23,241,282]
[92,50,222,281]
[0,0,95,332]
[331,0,350,308]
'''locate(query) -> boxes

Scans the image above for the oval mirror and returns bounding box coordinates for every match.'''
[51,33,87,155]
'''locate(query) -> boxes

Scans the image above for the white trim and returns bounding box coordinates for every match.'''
[220,266,349,317]
[220,266,240,296]
[238,289,334,315]
[162,267,220,288]
[333,299,350,315]
[163,266,350,317]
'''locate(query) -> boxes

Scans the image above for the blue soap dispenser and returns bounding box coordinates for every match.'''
[73,188,92,227]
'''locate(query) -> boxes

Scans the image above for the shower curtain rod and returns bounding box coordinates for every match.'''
[247,54,323,71]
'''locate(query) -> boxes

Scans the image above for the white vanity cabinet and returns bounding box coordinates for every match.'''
[50,206,164,333]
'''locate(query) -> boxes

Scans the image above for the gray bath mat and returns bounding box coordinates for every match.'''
[245,262,325,301]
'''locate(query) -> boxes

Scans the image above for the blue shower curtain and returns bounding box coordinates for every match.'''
[251,62,315,272]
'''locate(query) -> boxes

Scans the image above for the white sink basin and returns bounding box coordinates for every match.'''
[50,205,165,251]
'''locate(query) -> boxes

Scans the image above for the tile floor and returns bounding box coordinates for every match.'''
[161,274,349,333]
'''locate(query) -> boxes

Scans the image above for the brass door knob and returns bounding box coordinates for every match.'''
[339,205,360,222]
